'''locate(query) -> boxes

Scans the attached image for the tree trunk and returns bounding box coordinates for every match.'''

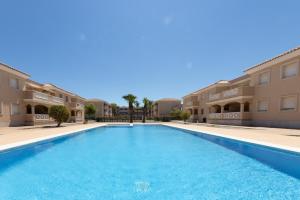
[129,105,133,123]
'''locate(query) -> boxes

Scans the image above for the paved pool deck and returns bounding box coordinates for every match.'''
[0,122,300,153]
[163,122,300,153]
[0,123,106,151]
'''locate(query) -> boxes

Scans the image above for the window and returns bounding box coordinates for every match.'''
[9,78,19,89]
[281,62,298,79]
[11,103,19,115]
[201,109,204,115]
[257,101,268,112]
[65,96,69,102]
[280,96,297,111]
[258,72,270,85]
[59,94,63,98]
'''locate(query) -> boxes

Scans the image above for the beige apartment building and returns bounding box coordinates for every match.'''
[0,63,85,127]
[153,98,182,118]
[0,63,30,126]
[86,99,112,118]
[183,47,300,128]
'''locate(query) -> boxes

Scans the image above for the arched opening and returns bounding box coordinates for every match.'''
[34,105,48,114]
[244,102,250,112]
[224,102,240,113]
[210,105,221,113]
[71,110,75,116]
[26,105,32,114]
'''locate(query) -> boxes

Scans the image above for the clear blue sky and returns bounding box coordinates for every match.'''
[1,0,300,105]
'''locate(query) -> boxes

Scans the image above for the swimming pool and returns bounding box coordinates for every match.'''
[0,125,299,199]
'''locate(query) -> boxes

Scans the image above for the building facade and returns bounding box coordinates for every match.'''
[183,47,300,128]
[153,98,182,118]
[85,99,112,118]
[0,63,85,127]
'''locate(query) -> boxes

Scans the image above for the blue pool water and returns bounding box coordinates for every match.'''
[0,125,300,199]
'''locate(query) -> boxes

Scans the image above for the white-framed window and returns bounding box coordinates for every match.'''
[9,78,19,89]
[281,61,299,79]
[0,102,3,115]
[11,103,19,115]
[280,96,297,111]
[257,100,268,112]
[258,71,270,85]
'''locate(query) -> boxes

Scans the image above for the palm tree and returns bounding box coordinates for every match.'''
[148,100,154,118]
[134,100,140,120]
[111,103,118,117]
[142,98,150,123]
[122,94,137,123]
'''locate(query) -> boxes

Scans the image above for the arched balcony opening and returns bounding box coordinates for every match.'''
[244,102,250,112]
[34,105,48,114]
[26,104,32,114]
[224,102,240,113]
[210,105,221,113]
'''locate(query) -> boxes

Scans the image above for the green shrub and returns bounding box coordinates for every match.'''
[49,105,70,127]
[180,111,191,122]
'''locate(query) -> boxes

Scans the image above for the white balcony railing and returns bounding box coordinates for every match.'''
[209,93,221,101]
[25,91,64,105]
[223,88,239,98]
[208,112,251,120]
[35,114,50,120]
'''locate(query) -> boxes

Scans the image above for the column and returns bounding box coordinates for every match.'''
[241,103,244,113]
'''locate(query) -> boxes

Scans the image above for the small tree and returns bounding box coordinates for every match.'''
[49,105,70,127]
[85,104,96,120]
[180,111,191,123]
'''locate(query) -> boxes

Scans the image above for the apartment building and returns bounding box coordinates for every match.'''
[0,63,85,127]
[153,98,182,118]
[0,63,30,127]
[85,99,112,118]
[183,47,300,128]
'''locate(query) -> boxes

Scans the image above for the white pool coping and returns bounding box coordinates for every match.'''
[162,123,300,154]
[0,123,300,154]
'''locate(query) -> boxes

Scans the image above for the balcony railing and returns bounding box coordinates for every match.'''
[69,102,84,109]
[208,112,251,120]
[185,101,199,107]
[24,91,64,105]
[25,114,53,121]
[208,86,254,102]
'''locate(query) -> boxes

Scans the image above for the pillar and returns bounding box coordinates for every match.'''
[241,103,244,113]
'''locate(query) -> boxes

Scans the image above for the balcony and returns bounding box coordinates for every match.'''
[208,86,254,102]
[24,91,64,105]
[184,101,199,108]
[69,102,84,110]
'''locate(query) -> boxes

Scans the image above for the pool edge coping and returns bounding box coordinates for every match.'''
[1,123,300,154]
[162,123,300,154]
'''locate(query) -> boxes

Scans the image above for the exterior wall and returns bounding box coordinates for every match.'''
[85,100,111,118]
[154,100,182,117]
[86,101,104,118]
[249,56,300,128]
[0,67,28,127]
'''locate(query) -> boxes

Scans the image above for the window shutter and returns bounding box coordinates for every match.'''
[281,96,296,110]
